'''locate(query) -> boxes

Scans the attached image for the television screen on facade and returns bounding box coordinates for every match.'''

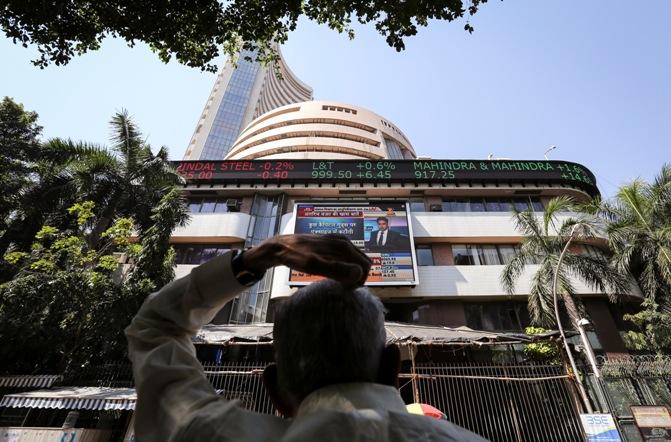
[289,201,419,286]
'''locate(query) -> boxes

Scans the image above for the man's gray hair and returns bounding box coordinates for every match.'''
[273,279,386,402]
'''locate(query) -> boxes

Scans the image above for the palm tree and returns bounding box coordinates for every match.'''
[1,110,185,279]
[501,196,630,328]
[74,109,185,248]
[601,165,671,312]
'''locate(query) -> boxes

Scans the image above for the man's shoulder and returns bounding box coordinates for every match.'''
[174,399,288,442]
[388,411,489,441]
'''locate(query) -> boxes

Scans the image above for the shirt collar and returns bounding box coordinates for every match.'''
[295,382,407,418]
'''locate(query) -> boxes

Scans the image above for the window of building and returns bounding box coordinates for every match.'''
[442,199,471,212]
[416,245,434,266]
[478,245,501,265]
[173,244,231,265]
[188,197,242,213]
[385,138,405,159]
[498,198,513,212]
[464,301,531,331]
[452,244,523,266]
[531,198,544,212]
[442,197,543,213]
[452,244,480,265]
[512,198,530,211]
[497,245,518,264]
[469,198,486,212]
[409,198,426,212]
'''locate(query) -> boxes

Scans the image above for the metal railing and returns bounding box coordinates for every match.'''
[590,355,671,442]
[51,359,592,442]
[403,363,584,442]
[202,362,276,415]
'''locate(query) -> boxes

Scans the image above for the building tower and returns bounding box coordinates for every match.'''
[183,47,313,160]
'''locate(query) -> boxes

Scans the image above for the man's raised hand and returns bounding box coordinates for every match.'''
[242,234,372,287]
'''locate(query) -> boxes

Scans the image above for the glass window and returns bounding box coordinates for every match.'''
[531,198,544,212]
[465,302,531,331]
[443,199,472,212]
[201,199,217,213]
[409,199,426,213]
[442,199,456,212]
[484,198,501,212]
[512,198,530,211]
[183,246,200,264]
[453,199,470,212]
[416,245,434,266]
[453,244,479,265]
[200,247,220,263]
[385,138,404,159]
[498,199,513,212]
[497,245,517,264]
[173,245,230,264]
[469,198,485,212]
[478,245,502,265]
[213,200,229,213]
[188,199,202,213]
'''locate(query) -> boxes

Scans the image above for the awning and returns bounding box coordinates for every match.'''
[195,321,572,346]
[0,375,62,389]
[0,387,136,410]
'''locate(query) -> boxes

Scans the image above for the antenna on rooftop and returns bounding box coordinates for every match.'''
[544,145,557,160]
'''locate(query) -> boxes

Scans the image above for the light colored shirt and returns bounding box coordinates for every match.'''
[125,251,489,442]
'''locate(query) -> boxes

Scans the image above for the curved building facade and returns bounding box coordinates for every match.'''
[225,101,416,161]
[184,46,313,160]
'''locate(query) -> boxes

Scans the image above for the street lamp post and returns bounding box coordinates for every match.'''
[553,224,595,413]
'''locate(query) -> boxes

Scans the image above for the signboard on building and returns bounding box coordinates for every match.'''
[289,201,418,286]
[174,159,599,197]
[631,406,671,441]
[580,414,621,442]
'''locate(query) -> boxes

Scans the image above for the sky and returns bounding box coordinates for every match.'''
[2,1,669,199]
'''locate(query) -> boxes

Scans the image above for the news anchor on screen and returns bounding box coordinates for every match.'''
[365,216,409,252]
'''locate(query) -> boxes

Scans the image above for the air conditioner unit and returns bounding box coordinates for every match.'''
[429,204,443,212]
[226,199,241,212]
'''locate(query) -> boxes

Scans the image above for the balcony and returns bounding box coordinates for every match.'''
[172,212,251,241]
[270,265,642,300]
[411,212,586,241]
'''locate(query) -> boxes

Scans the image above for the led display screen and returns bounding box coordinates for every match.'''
[289,201,418,286]
[175,159,598,196]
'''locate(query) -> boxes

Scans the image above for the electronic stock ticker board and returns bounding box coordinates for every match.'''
[175,159,598,196]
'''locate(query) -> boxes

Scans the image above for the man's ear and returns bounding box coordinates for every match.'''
[376,344,401,388]
[262,363,296,418]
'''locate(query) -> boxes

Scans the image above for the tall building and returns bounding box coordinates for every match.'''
[2,98,660,442]
[183,47,313,160]
[172,99,640,345]
[162,100,652,441]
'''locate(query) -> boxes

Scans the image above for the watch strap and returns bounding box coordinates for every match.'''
[231,249,266,287]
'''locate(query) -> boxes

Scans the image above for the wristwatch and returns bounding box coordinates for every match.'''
[230,249,266,287]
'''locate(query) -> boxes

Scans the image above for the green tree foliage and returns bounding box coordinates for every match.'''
[0,104,184,282]
[0,197,187,373]
[522,327,560,363]
[0,0,489,72]
[0,96,42,234]
[600,165,671,353]
[0,99,189,373]
[71,109,185,248]
[0,202,136,373]
[501,196,629,328]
